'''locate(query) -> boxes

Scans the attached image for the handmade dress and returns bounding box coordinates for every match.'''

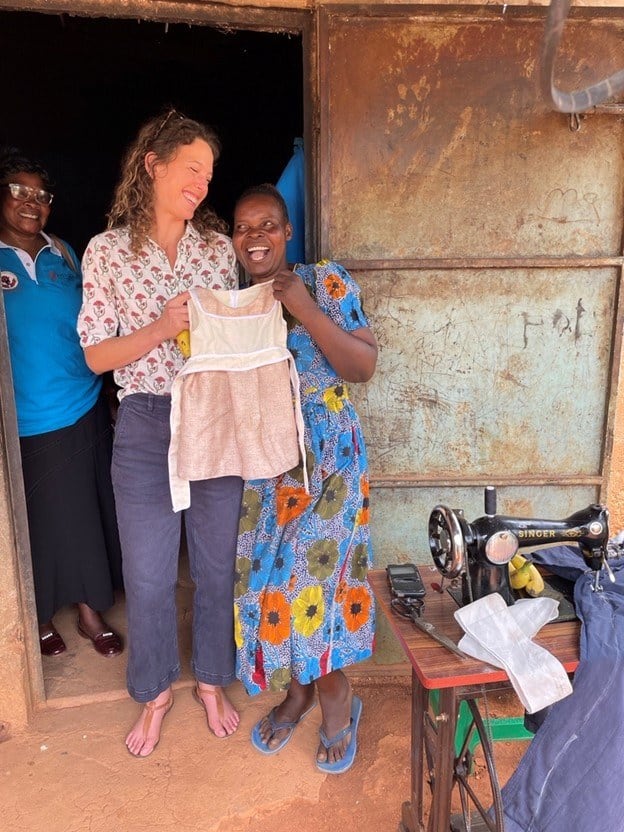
[235,260,375,694]
[168,282,306,512]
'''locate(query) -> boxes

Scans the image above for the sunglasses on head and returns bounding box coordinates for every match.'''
[2,182,54,206]
[154,109,187,140]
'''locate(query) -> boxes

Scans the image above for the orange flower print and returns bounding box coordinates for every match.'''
[343,586,372,632]
[324,273,347,299]
[334,579,348,603]
[355,474,370,526]
[276,485,313,525]
[259,591,291,645]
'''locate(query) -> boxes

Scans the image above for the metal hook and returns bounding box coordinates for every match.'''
[569,112,582,132]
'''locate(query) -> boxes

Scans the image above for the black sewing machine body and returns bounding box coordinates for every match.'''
[429,487,610,606]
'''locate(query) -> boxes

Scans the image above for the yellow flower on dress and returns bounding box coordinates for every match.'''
[233,603,243,648]
[323,384,348,413]
[324,273,347,299]
[292,585,325,637]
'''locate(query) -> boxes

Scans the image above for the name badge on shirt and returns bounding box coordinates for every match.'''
[1,271,18,290]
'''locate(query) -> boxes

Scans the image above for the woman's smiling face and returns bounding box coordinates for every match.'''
[0,172,51,240]
[148,138,214,222]
[232,194,292,283]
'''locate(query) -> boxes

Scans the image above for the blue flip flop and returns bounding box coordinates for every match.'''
[251,701,317,755]
[316,694,363,774]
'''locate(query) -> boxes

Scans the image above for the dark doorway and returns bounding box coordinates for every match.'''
[0,9,304,703]
[0,12,303,255]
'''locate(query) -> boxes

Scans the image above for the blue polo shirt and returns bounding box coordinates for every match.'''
[1,234,101,437]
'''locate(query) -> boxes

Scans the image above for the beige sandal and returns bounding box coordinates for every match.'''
[193,683,239,738]
[127,693,174,758]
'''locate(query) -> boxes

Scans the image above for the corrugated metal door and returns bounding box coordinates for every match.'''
[318,8,624,562]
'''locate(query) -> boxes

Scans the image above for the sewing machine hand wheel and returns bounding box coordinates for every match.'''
[429,505,466,578]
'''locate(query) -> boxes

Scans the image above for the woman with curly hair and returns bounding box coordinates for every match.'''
[77,110,243,756]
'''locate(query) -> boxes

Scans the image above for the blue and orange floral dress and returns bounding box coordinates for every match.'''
[234,260,375,694]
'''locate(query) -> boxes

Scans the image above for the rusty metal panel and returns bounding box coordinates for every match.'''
[371,485,603,567]
[322,14,624,260]
[350,267,617,477]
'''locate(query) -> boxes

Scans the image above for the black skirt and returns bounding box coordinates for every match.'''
[19,395,123,623]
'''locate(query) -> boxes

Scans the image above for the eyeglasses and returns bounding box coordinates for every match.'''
[154,108,186,140]
[2,183,54,206]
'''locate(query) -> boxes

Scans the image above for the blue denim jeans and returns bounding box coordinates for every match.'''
[111,393,243,702]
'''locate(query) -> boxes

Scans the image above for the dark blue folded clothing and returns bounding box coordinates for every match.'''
[502,545,624,832]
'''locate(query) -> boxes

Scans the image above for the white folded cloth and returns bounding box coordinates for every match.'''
[454,594,573,714]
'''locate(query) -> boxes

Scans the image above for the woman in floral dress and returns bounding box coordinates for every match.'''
[232,184,377,774]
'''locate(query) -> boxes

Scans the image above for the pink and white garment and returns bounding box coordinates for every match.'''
[169,281,307,511]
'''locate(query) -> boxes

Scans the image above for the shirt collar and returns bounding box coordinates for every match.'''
[0,231,60,255]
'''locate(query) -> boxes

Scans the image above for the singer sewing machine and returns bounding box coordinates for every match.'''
[428,486,611,607]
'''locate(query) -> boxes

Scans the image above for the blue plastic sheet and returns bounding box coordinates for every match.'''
[276,137,305,265]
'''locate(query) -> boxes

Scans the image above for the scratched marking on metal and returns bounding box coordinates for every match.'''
[350,269,616,478]
[542,0,624,113]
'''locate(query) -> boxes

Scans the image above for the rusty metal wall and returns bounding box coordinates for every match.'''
[320,11,624,260]
[319,8,624,559]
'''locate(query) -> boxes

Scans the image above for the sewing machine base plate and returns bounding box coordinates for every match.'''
[446,572,577,623]
[450,814,490,831]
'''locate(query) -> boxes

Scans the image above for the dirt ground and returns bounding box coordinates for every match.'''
[0,673,528,832]
[1,570,529,832]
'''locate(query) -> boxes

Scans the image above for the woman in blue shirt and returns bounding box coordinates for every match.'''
[0,148,122,658]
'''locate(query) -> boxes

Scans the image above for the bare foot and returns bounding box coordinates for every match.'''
[316,673,352,766]
[125,689,173,757]
[256,686,316,751]
[194,684,240,738]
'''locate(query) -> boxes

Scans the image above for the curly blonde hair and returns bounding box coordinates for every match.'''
[107,109,228,253]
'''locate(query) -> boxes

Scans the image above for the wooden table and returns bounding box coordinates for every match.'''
[368,568,580,832]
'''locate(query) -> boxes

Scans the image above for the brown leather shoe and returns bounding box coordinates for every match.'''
[77,622,123,657]
[40,628,66,656]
